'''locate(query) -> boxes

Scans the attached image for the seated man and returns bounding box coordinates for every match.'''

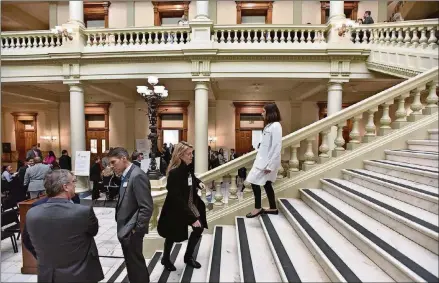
[23,169,104,283]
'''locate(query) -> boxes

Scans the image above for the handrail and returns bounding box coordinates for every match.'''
[213,24,329,30]
[83,26,191,33]
[350,18,439,29]
[1,30,55,36]
[198,66,438,183]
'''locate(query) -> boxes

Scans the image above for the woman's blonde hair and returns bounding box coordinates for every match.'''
[166,141,193,176]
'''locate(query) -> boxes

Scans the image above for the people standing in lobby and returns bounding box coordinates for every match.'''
[2,165,17,183]
[24,157,51,199]
[245,103,282,218]
[218,148,226,165]
[108,147,153,283]
[90,156,103,200]
[132,152,144,167]
[58,150,72,171]
[23,169,104,283]
[43,151,57,166]
[157,141,207,271]
[26,144,42,159]
[230,148,237,161]
[363,11,374,24]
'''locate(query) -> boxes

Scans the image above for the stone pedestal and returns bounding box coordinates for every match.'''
[423,107,438,115]
[378,128,393,136]
[363,136,377,143]
[332,150,346,158]
[347,143,361,150]
[150,176,167,191]
[392,121,409,129]
[408,114,425,122]
[303,163,317,171]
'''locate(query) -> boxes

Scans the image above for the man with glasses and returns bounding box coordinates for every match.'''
[23,169,104,283]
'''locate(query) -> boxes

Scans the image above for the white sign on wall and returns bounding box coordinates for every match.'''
[74,151,91,176]
[136,139,149,152]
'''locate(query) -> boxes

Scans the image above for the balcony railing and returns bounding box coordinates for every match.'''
[1,30,63,50]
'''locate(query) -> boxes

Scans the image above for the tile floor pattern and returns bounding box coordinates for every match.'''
[1,206,132,283]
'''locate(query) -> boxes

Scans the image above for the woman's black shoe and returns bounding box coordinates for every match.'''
[264,209,278,215]
[161,259,176,271]
[245,209,264,218]
[184,257,201,269]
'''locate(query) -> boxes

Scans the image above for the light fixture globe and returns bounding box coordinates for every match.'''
[162,90,169,97]
[154,85,165,94]
[148,76,159,86]
[136,86,148,94]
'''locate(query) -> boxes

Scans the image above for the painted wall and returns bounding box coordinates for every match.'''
[187,100,195,146]
[272,1,295,24]
[109,2,127,28]
[214,100,235,150]
[59,102,70,154]
[135,1,154,27]
[56,1,69,25]
[302,1,321,24]
[216,1,237,25]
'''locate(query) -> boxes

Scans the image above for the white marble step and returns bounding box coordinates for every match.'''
[320,178,439,254]
[258,213,330,282]
[150,242,188,283]
[428,129,438,140]
[363,159,439,187]
[178,234,212,283]
[385,149,439,168]
[205,225,240,283]
[279,198,394,282]
[235,217,282,283]
[301,188,439,283]
[407,139,439,153]
[342,169,439,214]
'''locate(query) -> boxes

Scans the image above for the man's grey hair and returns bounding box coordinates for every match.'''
[44,169,73,197]
[101,156,110,168]
[34,157,42,164]
[108,147,129,159]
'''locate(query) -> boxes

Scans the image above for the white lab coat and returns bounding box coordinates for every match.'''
[246,122,282,186]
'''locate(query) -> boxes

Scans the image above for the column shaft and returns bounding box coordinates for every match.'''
[69,1,84,25]
[327,81,343,151]
[329,1,345,22]
[196,1,209,19]
[69,84,86,171]
[194,81,209,175]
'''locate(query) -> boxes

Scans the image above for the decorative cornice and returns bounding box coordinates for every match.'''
[366,61,420,79]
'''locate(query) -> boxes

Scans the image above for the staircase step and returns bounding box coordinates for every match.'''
[385,149,439,168]
[342,169,438,214]
[407,139,439,152]
[179,234,212,283]
[259,213,330,282]
[363,159,439,187]
[150,242,187,283]
[236,217,282,282]
[278,198,394,282]
[321,178,438,254]
[428,129,438,140]
[301,188,439,283]
[206,226,240,283]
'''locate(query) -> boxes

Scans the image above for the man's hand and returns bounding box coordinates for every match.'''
[199,182,206,190]
[192,220,201,227]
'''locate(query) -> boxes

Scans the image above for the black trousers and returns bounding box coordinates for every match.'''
[251,181,277,209]
[163,226,203,262]
[120,232,150,283]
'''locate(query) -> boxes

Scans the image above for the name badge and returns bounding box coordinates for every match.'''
[123,182,128,188]
[188,177,192,186]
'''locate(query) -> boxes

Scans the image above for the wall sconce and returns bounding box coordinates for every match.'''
[40,136,58,142]
[208,136,217,144]
[51,26,73,41]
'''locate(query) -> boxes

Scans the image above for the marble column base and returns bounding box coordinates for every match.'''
[347,142,361,150]
[408,114,425,122]
[423,107,438,115]
[332,150,346,158]
[378,128,393,136]
[391,121,409,129]
[363,135,377,143]
[302,163,317,171]
[318,156,330,164]
[287,169,301,178]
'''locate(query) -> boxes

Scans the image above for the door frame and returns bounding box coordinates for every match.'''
[157,101,189,151]
[11,112,38,161]
[85,103,110,155]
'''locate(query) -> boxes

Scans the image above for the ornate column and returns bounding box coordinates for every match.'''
[327,80,344,151]
[194,80,209,175]
[195,1,209,20]
[329,1,345,22]
[68,1,84,26]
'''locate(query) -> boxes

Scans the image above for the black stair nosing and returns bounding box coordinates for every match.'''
[370,160,439,174]
[302,189,439,283]
[208,226,223,283]
[346,169,439,198]
[181,236,202,282]
[279,199,361,283]
[323,178,439,233]
[260,214,301,282]
[158,243,182,283]
[390,149,439,156]
[107,261,126,283]
[236,217,256,283]
[148,251,162,274]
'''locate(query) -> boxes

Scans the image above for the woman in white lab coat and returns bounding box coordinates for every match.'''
[245,103,282,218]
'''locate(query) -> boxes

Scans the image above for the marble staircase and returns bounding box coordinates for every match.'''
[139,129,438,282]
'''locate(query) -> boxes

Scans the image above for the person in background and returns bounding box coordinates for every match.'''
[90,156,103,200]
[2,165,17,183]
[132,152,144,167]
[210,151,220,169]
[26,144,42,159]
[218,148,226,165]
[18,158,32,187]
[23,169,104,283]
[43,151,56,166]
[157,141,207,271]
[178,14,189,26]
[169,143,174,154]
[24,157,52,199]
[363,11,374,24]
[356,18,363,24]
[245,103,282,218]
[230,149,237,161]
[58,150,72,171]
[208,146,213,170]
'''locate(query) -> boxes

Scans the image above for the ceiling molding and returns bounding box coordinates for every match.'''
[2,90,58,104]
[295,84,327,100]
[87,84,135,102]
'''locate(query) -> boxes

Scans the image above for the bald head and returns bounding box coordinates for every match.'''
[34,157,42,164]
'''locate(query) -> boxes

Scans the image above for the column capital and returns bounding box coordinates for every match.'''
[328,78,349,85]
[193,78,210,91]
[64,80,83,93]
[63,80,82,86]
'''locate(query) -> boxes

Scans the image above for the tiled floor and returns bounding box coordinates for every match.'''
[1,206,129,283]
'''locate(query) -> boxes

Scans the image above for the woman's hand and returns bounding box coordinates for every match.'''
[192,220,201,227]
[199,182,206,190]
[264,169,272,174]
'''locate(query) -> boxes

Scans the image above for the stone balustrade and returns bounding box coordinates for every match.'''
[1,30,63,50]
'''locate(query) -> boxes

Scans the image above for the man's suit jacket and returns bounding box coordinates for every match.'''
[24,164,51,193]
[58,155,72,171]
[25,198,104,283]
[116,165,153,244]
[26,149,42,159]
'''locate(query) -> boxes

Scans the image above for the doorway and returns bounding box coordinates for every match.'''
[157,101,189,152]
[85,104,110,162]
[12,113,38,161]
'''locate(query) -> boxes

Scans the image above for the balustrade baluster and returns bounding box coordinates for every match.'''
[286,30,292,43]
[419,27,428,49]
[49,36,55,47]
[424,81,439,114]
[368,29,374,44]
[267,29,272,43]
[395,28,403,47]
[378,100,393,136]
[55,36,61,47]
[305,29,311,44]
[246,30,252,43]
[361,29,368,44]
[403,27,411,47]
[214,178,224,207]
[379,29,385,44]
[288,144,300,177]
[273,30,279,43]
[293,30,298,43]
[428,26,438,49]
[364,108,378,143]
[147,32,153,44]
[348,115,363,150]
[280,29,285,43]
[333,123,346,157]
[153,32,158,44]
[238,29,244,43]
[232,30,238,43]
[408,88,424,122]
[390,28,397,46]
[220,30,225,43]
[228,173,238,200]
[319,129,330,163]
[355,29,360,44]
[411,27,420,48]
[299,30,305,43]
[226,30,232,43]
[303,138,316,171]
[244,165,253,193]
[135,32,140,45]
[392,94,410,129]
[200,185,209,211]
[385,28,391,45]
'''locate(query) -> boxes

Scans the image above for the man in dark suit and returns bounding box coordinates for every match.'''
[23,169,104,283]
[108,147,153,283]
[58,150,72,171]
[26,144,42,159]
[132,152,144,167]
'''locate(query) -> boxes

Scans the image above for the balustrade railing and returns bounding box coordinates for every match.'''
[212,24,328,44]
[1,30,63,50]
[83,26,191,47]
[198,67,438,213]
[350,19,438,50]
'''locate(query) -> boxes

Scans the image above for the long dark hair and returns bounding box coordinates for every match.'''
[263,103,281,126]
